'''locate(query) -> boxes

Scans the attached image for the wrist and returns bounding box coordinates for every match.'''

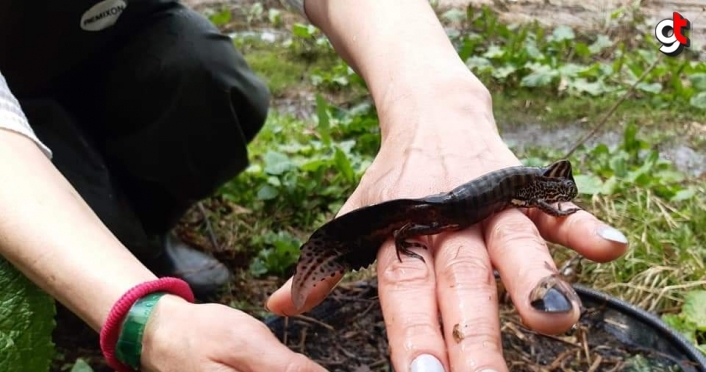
[376,74,498,149]
[140,294,189,371]
[100,278,194,371]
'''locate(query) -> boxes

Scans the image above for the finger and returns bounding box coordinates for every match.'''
[265,272,345,316]
[376,239,449,372]
[433,226,508,372]
[217,309,329,372]
[484,210,581,335]
[528,205,629,262]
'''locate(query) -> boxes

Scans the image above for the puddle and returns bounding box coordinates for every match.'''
[500,122,706,177]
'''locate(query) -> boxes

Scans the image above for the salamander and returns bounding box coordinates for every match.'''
[290,160,582,311]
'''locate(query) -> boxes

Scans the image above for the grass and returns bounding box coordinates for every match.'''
[190,1,706,354]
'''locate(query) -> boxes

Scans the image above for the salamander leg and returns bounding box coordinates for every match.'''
[536,200,581,216]
[393,222,461,263]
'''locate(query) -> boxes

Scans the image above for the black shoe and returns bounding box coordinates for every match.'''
[152,232,232,301]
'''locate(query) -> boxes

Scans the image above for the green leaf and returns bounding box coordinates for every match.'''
[690,92,706,109]
[315,95,332,146]
[569,78,608,96]
[263,151,293,175]
[0,258,55,372]
[636,82,663,94]
[491,65,517,80]
[689,73,706,91]
[466,56,492,71]
[482,45,505,59]
[334,147,355,183]
[574,174,604,195]
[208,9,231,27]
[558,63,587,77]
[441,8,466,23]
[520,65,557,87]
[588,35,613,54]
[267,9,282,27]
[683,291,706,330]
[671,187,696,202]
[70,358,95,372]
[292,23,316,38]
[551,26,575,42]
[256,184,279,200]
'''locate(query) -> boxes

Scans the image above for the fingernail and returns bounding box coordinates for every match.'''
[597,226,628,244]
[411,354,445,372]
[531,287,572,313]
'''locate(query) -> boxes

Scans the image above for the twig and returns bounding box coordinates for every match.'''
[197,202,220,251]
[292,314,336,331]
[564,54,663,158]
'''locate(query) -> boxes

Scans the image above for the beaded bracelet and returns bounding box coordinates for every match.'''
[100,278,195,372]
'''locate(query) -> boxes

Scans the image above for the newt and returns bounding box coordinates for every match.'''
[290,160,582,311]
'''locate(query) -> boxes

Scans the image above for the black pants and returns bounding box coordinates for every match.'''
[7,3,270,263]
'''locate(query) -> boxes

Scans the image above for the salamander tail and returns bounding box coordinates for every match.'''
[291,235,349,310]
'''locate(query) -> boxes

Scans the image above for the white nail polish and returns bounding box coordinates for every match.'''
[597,226,628,244]
[410,354,445,372]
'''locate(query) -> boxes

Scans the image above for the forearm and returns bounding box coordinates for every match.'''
[0,130,157,332]
[303,0,494,140]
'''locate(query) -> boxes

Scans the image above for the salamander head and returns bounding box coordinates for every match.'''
[524,177,578,203]
[515,160,579,203]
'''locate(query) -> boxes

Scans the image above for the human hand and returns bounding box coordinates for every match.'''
[139,294,328,372]
[266,84,629,371]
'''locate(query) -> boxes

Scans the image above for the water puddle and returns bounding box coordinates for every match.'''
[500,122,706,177]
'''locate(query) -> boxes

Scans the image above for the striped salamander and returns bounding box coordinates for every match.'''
[291,160,582,312]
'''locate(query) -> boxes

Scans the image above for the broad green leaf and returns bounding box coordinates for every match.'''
[551,25,575,42]
[690,92,706,109]
[671,187,696,202]
[573,174,604,195]
[441,9,466,23]
[0,258,55,372]
[263,151,293,175]
[569,78,608,96]
[689,73,706,91]
[589,35,613,54]
[683,291,706,330]
[636,82,663,94]
[491,65,517,80]
[520,67,556,87]
[482,45,505,59]
[292,23,316,38]
[558,63,587,77]
[466,56,492,71]
[70,358,95,372]
[208,9,231,27]
[256,185,279,200]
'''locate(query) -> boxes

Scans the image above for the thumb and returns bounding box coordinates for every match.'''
[219,312,329,372]
[266,274,344,315]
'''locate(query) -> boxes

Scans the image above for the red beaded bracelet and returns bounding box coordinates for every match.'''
[99,277,195,372]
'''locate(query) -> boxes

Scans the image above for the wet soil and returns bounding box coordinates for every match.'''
[52,276,701,372]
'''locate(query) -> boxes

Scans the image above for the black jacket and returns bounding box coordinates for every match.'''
[0,0,177,95]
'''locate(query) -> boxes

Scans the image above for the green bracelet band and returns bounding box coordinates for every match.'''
[115,292,166,370]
